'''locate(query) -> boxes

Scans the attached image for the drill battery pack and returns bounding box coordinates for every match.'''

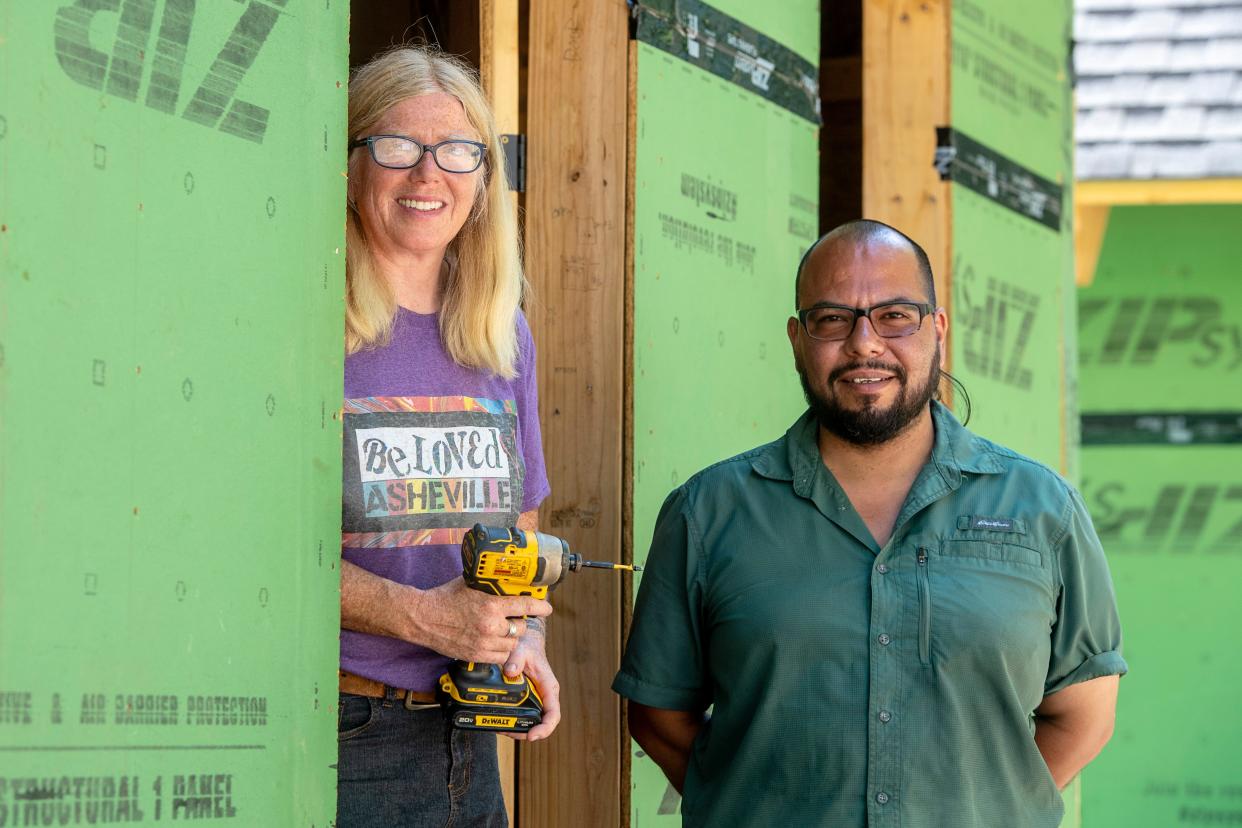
[438,660,544,732]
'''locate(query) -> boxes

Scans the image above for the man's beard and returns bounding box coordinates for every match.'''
[799,348,941,446]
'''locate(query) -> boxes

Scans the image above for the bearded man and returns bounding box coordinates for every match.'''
[613,219,1126,828]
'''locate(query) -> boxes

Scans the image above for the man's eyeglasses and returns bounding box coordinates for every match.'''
[796,302,935,341]
[350,135,487,173]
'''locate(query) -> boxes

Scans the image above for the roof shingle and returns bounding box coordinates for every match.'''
[1075,1,1242,178]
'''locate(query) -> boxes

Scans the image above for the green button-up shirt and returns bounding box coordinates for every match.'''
[614,403,1126,827]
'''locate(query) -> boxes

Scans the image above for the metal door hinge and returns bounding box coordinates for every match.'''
[501,134,525,192]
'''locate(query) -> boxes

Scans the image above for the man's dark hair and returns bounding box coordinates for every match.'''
[794,219,936,309]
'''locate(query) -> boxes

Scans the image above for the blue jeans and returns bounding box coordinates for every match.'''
[337,691,507,828]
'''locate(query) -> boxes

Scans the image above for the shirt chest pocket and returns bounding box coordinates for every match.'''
[916,537,1056,679]
[941,538,1042,568]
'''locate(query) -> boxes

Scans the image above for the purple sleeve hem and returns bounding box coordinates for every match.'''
[521,483,551,515]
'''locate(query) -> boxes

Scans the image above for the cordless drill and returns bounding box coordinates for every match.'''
[438,523,639,732]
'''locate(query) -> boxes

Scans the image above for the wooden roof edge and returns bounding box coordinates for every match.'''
[1076,177,1242,206]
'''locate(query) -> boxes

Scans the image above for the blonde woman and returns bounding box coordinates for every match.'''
[337,46,558,828]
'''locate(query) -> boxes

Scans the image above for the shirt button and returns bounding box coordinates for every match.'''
[878,633,891,646]
[876,792,890,805]
[878,710,892,723]
[876,564,889,574]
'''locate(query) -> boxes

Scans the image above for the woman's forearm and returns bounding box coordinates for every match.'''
[340,559,419,641]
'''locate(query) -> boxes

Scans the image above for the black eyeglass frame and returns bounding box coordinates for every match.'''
[349,134,488,173]
[796,301,936,341]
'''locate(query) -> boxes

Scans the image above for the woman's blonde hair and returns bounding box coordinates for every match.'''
[346,46,525,378]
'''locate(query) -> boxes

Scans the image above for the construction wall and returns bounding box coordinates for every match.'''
[947,0,1077,474]
[0,3,347,824]
[628,0,819,821]
[1078,204,1242,825]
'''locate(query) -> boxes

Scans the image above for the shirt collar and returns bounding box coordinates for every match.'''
[929,400,1005,477]
[749,411,808,485]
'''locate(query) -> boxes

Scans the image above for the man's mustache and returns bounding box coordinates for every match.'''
[827,360,907,385]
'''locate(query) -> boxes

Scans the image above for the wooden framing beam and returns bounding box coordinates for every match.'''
[480,0,520,132]
[620,36,639,828]
[1074,202,1110,288]
[862,0,952,365]
[522,0,628,825]
[481,0,521,218]
[479,2,521,820]
[1077,178,1242,206]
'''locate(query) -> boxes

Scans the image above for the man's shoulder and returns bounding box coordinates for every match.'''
[934,403,1070,494]
[678,438,786,502]
[960,428,1074,499]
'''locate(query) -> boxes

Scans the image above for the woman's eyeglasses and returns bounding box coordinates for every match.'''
[350,135,486,173]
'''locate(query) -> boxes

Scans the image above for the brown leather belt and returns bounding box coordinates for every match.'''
[339,670,438,708]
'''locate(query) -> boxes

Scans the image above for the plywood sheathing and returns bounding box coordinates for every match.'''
[522,0,628,825]
[479,4,522,819]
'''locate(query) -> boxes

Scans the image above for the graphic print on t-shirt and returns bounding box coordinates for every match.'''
[341,396,525,548]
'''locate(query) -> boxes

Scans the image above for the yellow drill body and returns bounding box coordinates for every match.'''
[438,524,638,732]
[461,525,578,599]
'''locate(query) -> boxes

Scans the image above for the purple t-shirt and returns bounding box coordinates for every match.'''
[341,307,550,691]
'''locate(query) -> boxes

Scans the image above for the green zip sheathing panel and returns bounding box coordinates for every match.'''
[629,1,817,820]
[0,3,347,824]
[948,3,1081,825]
[1078,205,1242,826]
[948,0,1077,480]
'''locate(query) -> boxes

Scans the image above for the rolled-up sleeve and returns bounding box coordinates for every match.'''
[613,487,711,712]
[1045,486,1128,695]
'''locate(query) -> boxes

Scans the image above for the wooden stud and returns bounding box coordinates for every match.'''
[479,3,521,821]
[620,37,639,828]
[1074,202,1110,288]
[480,0,520,130]
[862,0,951,303]
[523,0,628,825]
[481,0,521,219]
[862,0,952,374]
